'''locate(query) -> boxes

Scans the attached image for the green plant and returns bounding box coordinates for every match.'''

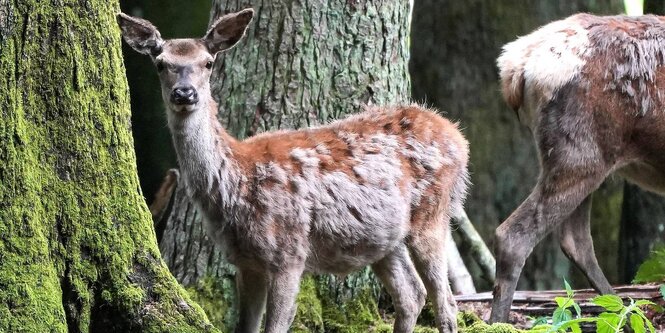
[528,280,658,333]
[633,246,665,317]
[529,279,586,333]
[633,247,665,284]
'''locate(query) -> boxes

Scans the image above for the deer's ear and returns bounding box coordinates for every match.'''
[203,8,254,55]
[117,13,164,56]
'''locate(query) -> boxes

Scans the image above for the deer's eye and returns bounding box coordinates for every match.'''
[205,61,214,69]
[156,61,165,72]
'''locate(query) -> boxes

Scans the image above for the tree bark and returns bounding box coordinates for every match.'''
[619,183,665,283]
[0,1,216,332]
[410,0,624,291]
[209,0,411,137]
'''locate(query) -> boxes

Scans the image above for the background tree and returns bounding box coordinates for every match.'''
[618,0,665,283]
[0,1,216,332]
[410,0,624,290]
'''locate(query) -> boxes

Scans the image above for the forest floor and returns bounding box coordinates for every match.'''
[456,284,665,332]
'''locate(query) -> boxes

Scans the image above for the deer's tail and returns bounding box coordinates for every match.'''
[497,39,527,112]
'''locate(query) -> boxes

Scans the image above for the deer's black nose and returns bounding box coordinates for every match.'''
[171,86,199,105]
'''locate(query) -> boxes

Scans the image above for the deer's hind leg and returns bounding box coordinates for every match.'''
[263,265,304,333]
[557,195,613,294]
[371,244,427,333]
[490,164,610,323]
[234,267,268,333]
[407,212,457,333]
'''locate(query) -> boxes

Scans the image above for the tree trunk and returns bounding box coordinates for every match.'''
[410,0,624,291]
[617,0,665,284]
[619,183,665,283]
[209,0,411,137]
[153,0,414,331]
[0,1,216,332]
[645,0,665,14]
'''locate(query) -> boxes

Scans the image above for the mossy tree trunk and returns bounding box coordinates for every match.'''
[0,1,216,332]
[155,0,413,331]
[410,0,623,291]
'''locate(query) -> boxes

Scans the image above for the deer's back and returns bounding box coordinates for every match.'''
[220,105,468,272]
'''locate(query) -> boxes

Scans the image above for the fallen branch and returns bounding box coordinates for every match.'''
[447,231,477,295]
[452,210,496,284]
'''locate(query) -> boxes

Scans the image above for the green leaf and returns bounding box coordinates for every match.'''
[552,308,572,325]
[559,320,582,333]
[634,299,663,314]
[633,248,665,283]
[596,312,621,333]
[528,324,552,333]
[660,284,665,299]
[635,299,656,307]
[531,316,549,327]
[564,278,573,297]
[570,322,582,333]
[592,295,624,312]
[639,312,656,333]
[630,313,646,333]
[555,296,571,309]
[573,303,582,318]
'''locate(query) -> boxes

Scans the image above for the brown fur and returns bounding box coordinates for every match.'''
[492,13,665,323]
[119,9,469,333]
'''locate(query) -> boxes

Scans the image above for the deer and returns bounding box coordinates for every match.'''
[491,13,665,323]
[117,8,470,333]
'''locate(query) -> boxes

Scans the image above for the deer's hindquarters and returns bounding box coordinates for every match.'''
[492,13,665,323]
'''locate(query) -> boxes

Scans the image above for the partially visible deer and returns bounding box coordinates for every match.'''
[118,9,469,333]
[491,13,665,323]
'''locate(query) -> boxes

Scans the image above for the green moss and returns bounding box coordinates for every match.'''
[0,1,217,331]
[318,286,387,333]
[183,274,527,333]
[457,311,524,333]
[413,326,438,333]
[461,322,524,333]
[185,275,236,332]
[293,277,324,333]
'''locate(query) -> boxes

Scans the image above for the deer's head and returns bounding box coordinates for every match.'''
[117,9,254,114]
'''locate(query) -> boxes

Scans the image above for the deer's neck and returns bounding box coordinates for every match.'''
[167,98,244,207]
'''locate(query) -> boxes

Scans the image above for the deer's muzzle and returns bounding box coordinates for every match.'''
[171,86,199,105]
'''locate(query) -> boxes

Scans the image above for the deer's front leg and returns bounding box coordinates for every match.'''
[234,267,268,333]
[264,266,304,333]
